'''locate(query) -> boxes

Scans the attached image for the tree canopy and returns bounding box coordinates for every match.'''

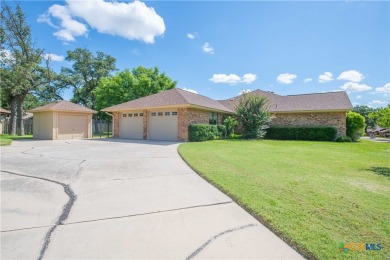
[95,66,177,111]
[368,104,390,129]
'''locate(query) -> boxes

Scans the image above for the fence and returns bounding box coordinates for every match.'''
[1,118,33,135]
[92,120,112,137]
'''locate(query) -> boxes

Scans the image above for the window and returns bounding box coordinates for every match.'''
[128,113,132,117]
[151,112,156,116]
[140,113,144,116]
[158,112,163,116]
[134,113,138,117]
[165,112,170,116]
[172,112,178,116]
[123,114,127,117]
[209,113,218,125]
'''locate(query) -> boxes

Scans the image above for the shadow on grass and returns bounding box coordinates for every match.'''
[368,167,390,178]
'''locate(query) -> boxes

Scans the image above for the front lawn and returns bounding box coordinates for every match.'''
[0,134,33,146]
[178,140,390,259]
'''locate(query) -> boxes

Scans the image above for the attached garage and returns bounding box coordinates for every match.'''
[29,101,96,140]
[148,109,178,141]
[120,111,143,139]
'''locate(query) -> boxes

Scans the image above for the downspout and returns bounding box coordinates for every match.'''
[104,112,114,138]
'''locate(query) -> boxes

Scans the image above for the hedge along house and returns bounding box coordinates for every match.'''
[219,90,353,135]
[29,101,97,140]
[101,88,234,141]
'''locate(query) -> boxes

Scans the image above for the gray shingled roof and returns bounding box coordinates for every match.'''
[102,88,234,113]
[219,90,353,112]
[29,100,97,113]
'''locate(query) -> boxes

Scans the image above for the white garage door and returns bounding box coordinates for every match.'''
[148,110,178,141]
[120,111,143,139]
[58,114,88,139]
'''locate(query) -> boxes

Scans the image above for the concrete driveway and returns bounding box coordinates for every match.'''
[1,139,302,259]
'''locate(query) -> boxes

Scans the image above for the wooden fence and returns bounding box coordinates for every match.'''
[1,118,33,135]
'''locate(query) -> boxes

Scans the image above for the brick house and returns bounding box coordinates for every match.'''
[102,88,352,141]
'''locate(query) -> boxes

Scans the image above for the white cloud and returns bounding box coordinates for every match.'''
[276,73,297,84]
[304,78,312,83]
[187,33,196,39]
[318,72,334,83]
[209,73,257,85]
[239,89,251,95]
[356,95,362,99]
[202,42,214,54]
[337,70,364,82]
[340,82,372,92]
[242,73,257,84]
[39,0,165,43]
[375,83,390,94]
[43,53,64,62]
[210,74,241,84]
[182,87,198,94]
[370,100,387,105]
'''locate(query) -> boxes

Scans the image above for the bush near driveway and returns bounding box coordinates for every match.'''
[346,111,366,141]
[265,126,337,141]
[188,124,226,142]
[178,140,390,259]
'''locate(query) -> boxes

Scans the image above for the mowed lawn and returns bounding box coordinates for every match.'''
[178,140,390,259]
[0,134,33,146]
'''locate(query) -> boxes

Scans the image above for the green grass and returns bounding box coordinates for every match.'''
[0,134,33,146]
[178,140,390,259]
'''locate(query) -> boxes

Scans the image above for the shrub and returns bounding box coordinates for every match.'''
[223,116,238,136]
[335,135,352,142]
[265,126,338,141]
[346,111,366,141]
[188,124,225,142]
[236,94,271,139]
[217,125,227,139]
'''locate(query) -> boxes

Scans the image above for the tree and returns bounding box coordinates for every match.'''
[346,111,366,141]
[95,66,177,111]
[60,48,116,130]
[1,1,51,135]
[235,94,271,139]
[353,105,377,128]
[368,104,390,129]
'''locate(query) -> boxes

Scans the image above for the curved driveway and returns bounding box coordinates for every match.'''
[1,139,302,259]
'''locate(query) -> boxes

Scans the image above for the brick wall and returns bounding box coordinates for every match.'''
[270,112,347,135]
[178,108,213,141]
[113,112,119,138]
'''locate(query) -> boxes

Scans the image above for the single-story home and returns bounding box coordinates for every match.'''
[102,88,352,141]
[29,101,97,140]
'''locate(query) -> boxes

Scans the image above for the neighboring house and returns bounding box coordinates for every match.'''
[102,88,352,141]
[102,88,233,141]
[29,101,97,140]
[219,90,353,135]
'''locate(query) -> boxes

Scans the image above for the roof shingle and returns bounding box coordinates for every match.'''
[219,89,353,112]
[29,101,97,113]
[102,88,233,113]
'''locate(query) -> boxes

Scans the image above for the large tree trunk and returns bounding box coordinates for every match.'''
[16,95,25,136]
[9,97,17,135]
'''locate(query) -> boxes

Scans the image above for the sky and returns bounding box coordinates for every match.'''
[14,0,390,107]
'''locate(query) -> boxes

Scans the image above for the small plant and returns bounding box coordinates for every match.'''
[217,125,227,139]
[346,111,366,141]
[223,116,238,136]
[335,135,352,142]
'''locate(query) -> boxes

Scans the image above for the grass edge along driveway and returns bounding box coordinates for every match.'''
[0,134,33,146]
[178,140,390,260]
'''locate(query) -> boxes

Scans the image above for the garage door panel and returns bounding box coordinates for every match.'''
[58,114,88,139]
[120,112,143,139]
[148,110,178,141]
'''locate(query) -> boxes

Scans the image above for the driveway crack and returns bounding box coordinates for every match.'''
[1,170,77,260]
[185,223,256,260]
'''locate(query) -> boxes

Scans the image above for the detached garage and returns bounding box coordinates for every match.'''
[29,101,96,140]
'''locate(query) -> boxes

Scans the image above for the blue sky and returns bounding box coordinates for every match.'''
[19,0,390,107]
